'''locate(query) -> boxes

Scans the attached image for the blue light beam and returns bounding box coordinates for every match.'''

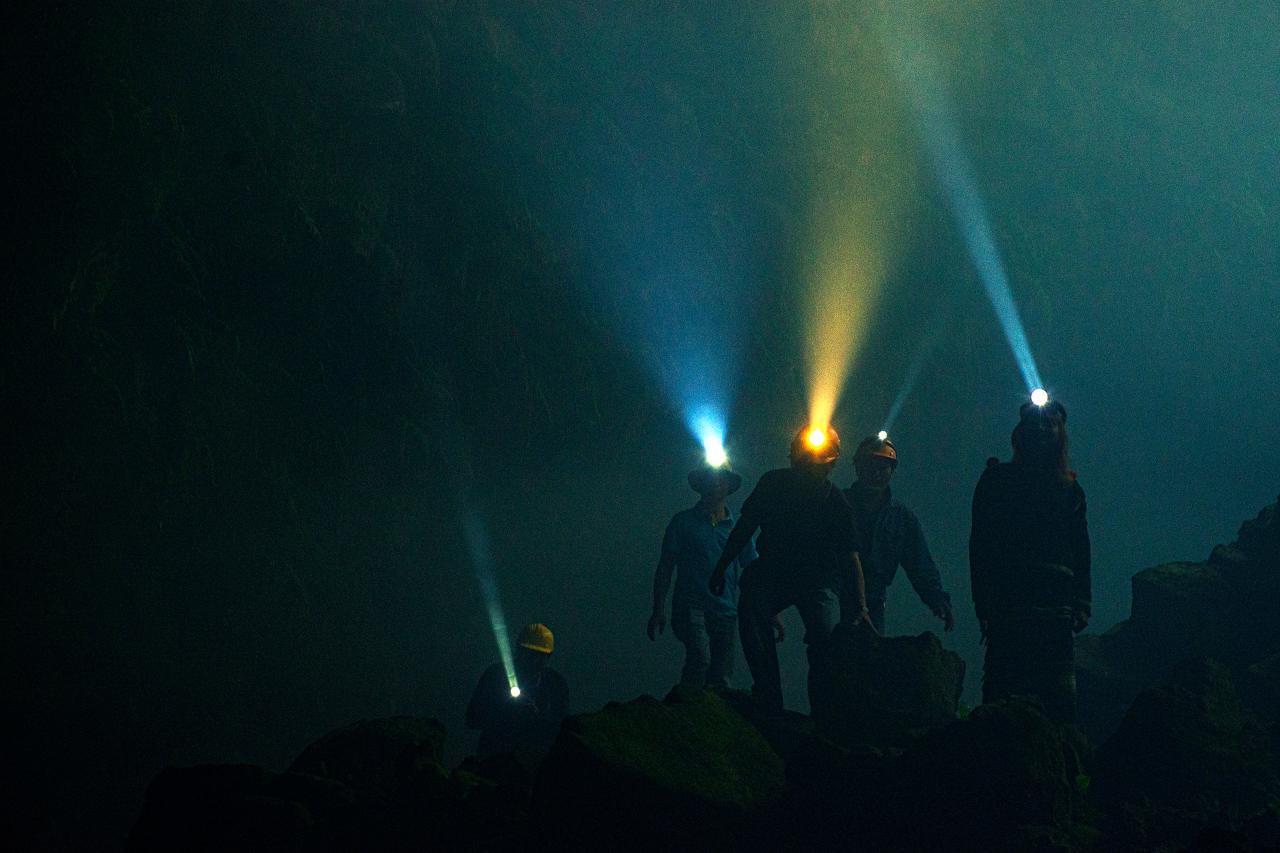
[463,515,519,694]
[690,405,728,468]
[889,39,1044,393]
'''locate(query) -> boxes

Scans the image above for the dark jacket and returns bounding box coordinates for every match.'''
[969,460,1091,621]
[846,486,950,610]
[465,663,569,756]
[736,467,861,590]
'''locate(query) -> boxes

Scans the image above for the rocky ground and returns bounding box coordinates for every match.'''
[127,499,1280,852]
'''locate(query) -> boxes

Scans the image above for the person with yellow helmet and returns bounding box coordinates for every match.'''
[465,623,568,756]
[709,425,877,715]
[845,435,954,635]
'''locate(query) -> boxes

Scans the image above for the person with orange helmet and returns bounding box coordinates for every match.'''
[465,623,569,756]
[845,435,953,635]
[709,424,876,715]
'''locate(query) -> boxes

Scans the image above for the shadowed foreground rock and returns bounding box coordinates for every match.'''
[1077,496,1280,742]
[1098,658,1280,851]
[126,717,518,852]
[533,687,784,848]
[811,626,965,748]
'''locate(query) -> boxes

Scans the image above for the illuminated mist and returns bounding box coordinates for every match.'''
[801,11,918,433]
[881,19,1045,393]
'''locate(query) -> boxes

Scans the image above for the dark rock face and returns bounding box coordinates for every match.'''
[1098,658,1280,851]
[532,687,785,847]
[126,764,364,852]
[1077,498,1280,743]
[126,717,489,852]
[287,716,447,801]
[810,627,966,748]
[888,698,1092,852]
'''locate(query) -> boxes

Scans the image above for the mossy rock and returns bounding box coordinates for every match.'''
[812,628,965,748]
[533,689,783,845]
[1097,658,1280,849]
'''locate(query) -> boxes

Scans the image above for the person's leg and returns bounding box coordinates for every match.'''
[796,586,842,717]
[982,614,1075,721]
[671,608,710,688]
[868,600,886,636]
[704,613,737,689]
[738,564,788,712]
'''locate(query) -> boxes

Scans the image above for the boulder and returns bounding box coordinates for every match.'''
[532,687,784,847]
[125,764,363,853]
[811,627,966,748]
[1097,658,1280,851]
[1077,498,1280,742]
[884,697,1092,851]
[288,716,448,802]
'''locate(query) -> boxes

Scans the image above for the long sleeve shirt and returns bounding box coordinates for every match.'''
[969,461,1091,620]
[846,487,950,610]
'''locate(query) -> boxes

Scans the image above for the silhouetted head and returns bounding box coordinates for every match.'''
[687,465,742,500]
[514,623,553,678]
[789,425,841,481]
[1012,400,1071,482]
[853,435,898,489]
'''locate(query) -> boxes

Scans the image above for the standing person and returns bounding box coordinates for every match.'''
[709,425,877,715]
[465,623,569,756]
[969,400,1091,723]
[845,435,954,635]
[648,463,758,689]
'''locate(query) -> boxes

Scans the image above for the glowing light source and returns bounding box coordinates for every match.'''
[1030,388,1049,407]
[691,407,729,468]
[704,441,728,468]
[877,430,888,441]
[807,428,828,448]
[510,686,521,699]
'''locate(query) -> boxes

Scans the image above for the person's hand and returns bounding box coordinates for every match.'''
[708,567,727,596]
[1072,609,1090,634]
[851,608,882,637]
[770,614,786,643]
[933,603,956,632]
[647,611,668,641]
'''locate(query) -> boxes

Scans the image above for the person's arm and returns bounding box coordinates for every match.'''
[900,510,954,631]
[465,665,505,730]
[969,470,997,637]
[649,551,676,640]
[847,550,879,635]
[710,519,757,592]
[1069,485,1091,632]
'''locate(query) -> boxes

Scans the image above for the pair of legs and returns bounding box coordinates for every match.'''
[738,562,840,713]
[982,612,1077,724]
[671,608,737,688]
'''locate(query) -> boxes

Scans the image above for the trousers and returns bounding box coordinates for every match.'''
[738,561,841,713]
[672,608,737,688]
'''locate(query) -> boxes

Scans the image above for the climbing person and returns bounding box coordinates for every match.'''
[969,399,1090,723]
[709,425,877,715]
[465,622,569,755]
[649,463,758,688]
[845,435,954,635]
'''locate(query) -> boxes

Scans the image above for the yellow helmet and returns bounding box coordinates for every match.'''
[518,623,554,655]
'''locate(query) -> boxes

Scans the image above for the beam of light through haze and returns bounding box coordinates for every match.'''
[463,515,519,694]
[884,30,1044,393]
